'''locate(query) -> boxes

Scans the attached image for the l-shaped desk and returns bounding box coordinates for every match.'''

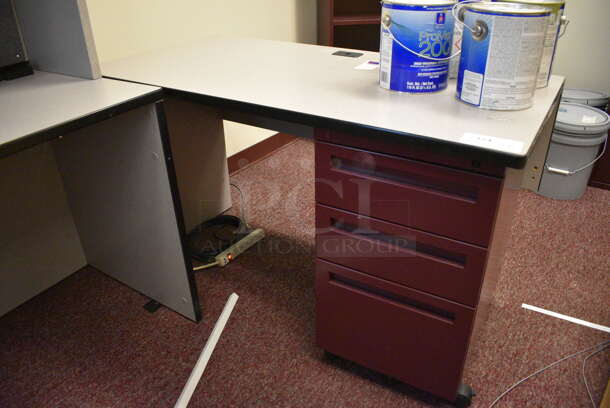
[0,71,202,321]
[3,38,564,404]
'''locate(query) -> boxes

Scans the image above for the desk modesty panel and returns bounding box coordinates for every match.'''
[103,37,564,162]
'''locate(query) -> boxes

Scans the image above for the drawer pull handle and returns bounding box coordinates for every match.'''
[331,219,466,268]
[330,155,478,203]
[329,273,455,324]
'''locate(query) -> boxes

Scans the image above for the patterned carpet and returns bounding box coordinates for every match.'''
[1,139,608,407]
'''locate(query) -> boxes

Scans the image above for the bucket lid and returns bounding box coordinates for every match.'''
[561,88,609,108]
[554,103,610,136]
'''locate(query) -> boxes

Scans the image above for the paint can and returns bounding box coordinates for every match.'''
[379,0,456,93]
[448,0,470,79]
[456,2,550,110]
[495,0,567,88]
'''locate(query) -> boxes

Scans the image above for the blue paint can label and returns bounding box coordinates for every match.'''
[379,2,455,93]
[456,7,548,110]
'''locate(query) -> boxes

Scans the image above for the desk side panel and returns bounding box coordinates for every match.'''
[53,104,199,321]
[520,88,562,192]
[466,168,521,359]
[0,0,28,67]
[0,143,86,317]
[14,0,101,79]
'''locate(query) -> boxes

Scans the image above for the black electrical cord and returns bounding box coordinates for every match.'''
[187,183,251,264]
[187,215,246,262]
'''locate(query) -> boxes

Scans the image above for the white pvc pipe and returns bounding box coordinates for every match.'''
[174,293,240,408]
[522,303,610,333]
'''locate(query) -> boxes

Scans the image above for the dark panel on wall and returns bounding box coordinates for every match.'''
[0,0,27,68]
[333,24,380,52]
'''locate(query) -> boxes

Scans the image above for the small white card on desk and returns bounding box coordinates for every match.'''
[354,61,379,70]
[460,133,524,154]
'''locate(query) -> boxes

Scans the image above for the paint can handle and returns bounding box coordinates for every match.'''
[558,15,570,38]
[382,0,488,61]
[381,16,461,62]
[451,0,487,37]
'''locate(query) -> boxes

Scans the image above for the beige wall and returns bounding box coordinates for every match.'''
[86,0,317,156]
[553,0,610,93]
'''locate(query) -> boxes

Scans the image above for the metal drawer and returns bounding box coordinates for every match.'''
[315,259,475,401]
[316,204,487,306]
[315,141,503,246]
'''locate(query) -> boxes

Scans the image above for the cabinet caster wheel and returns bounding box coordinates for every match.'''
[454,383,476,408]
[323,351,338,361]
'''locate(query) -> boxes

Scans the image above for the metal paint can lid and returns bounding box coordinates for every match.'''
[467,2,550,15]
[561,89,609,109]
[554,103,610,138]
[382,0,456,6]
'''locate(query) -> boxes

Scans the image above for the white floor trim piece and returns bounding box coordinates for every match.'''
[174,293,239,408]
[522,304,610,333]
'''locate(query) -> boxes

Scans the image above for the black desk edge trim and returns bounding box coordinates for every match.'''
[165,87,528,169]
[103,75,527,169]
[154,102,203,323]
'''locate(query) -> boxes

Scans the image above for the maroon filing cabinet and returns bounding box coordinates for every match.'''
[316,259,476,400]
[315,141,503,247]
[314,129,508,404]
[316,204,488,307]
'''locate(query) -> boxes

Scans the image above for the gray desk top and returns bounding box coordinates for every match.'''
[103,37,564,159]
[0,71,162,157]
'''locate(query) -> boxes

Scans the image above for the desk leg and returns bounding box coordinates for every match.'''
[520,86,562,192]
[163,97,231,232]
[53,102,200,321]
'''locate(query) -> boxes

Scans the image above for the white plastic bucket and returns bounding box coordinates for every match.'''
[538,103,610,200]
[561,88,609,110]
